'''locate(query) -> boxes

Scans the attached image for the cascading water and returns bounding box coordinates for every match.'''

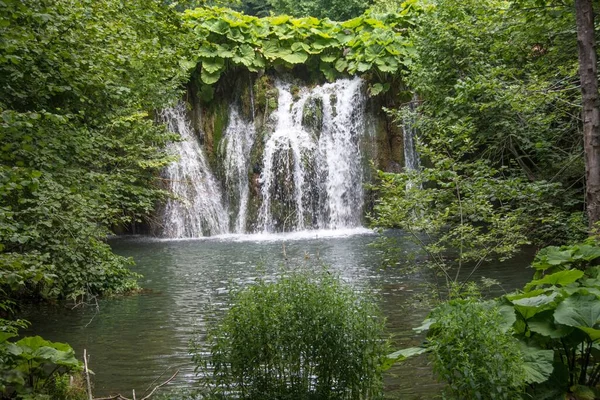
[158,103,229,238]
[219,107,255,233]
[403,96,420,172]
[159,78,375,238]
[315,78,365,229]
[257,78,367,232]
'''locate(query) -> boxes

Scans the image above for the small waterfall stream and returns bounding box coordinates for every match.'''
[403,96,420,172]
[159,78,377,238]
[220,107,255,233]
[257,82,317,232]
[158,104,229,237]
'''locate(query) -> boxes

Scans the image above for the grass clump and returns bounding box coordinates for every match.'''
[193,270,388,400]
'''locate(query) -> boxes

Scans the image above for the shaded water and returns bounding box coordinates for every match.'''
[21,231,534,398]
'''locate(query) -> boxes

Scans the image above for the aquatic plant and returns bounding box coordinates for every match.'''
[193,270,388,399]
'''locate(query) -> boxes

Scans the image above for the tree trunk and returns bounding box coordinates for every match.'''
[576,0,600,230]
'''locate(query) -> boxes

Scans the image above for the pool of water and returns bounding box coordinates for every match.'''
[21,229,535,398]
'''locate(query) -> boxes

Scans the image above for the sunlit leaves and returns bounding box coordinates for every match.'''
[183,6,420,88]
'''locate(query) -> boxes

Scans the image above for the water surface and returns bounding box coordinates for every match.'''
[22,230,534,398]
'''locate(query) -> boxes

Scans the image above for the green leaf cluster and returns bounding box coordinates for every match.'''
[399,242,600,398]
[0,333,82,398]
[499,243,600,397]
[425,300,527,399]
[182,5,420,88]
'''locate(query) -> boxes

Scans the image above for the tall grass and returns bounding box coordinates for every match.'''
[193,270,388,399]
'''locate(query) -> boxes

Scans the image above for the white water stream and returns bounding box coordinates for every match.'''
[158,104,229,237]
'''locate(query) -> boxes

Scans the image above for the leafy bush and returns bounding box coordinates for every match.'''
[182,5,421,90]
[393,241,600,399]
[193,271,388,399]
[0,333,83,399]
[425,300,526,399]
[501,241,600,398]
[0,0,193,301]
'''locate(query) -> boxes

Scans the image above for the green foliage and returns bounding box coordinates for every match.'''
[182,5,420,89]
[400,0,586,244]
[499,243,600,397]
[0,0,193,301]
[266,0,371,21]
[399,242,600,398]
[0,333,82,398]
[425,300,527,399]
[193,270,388,399]
[370,156,546,295]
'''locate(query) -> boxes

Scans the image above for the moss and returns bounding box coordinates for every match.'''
[291,84,301,102]
[301,96,324,138]
[251,74,279,130]
[329,93,337,117]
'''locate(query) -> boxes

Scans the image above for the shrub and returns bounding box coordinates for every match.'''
[426,300,526,399]
[193,270,388,399]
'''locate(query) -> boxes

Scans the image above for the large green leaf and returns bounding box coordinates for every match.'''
[554,294,600,330]
[510,291,558,307]
[232,44,255,67]
[320,62,338,81]
[524,270,584,292]
[201,57,225,74]
[0,332,16,343]
[204,18,230,35]
[280,51,308,64]
[215,44,235,58]
[382,346,428,371]
[497,304,517,333]
[520,343,554,384]
[510,291,559,320]
[527,311,573,339]
[533,247,573,270]
[573,245,600,262]
[262,40,288,60]
[341,17,363,29]
[334,58,348,72]
[201,69,221,85]
[270,15,290,25]
[320,54,337,63]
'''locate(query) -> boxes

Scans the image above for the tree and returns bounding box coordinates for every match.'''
[0,0,193,302]
[575,0,600,230]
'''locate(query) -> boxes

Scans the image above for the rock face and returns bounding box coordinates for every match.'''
[155,72,413,237]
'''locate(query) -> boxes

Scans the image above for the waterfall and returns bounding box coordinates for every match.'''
[158,78,373,238]
[257,78,366,232]
[158,103,229,238]
[220,107,255,233]
[403,96,420,172]
[257,83,316,232]
[315,78,365,229]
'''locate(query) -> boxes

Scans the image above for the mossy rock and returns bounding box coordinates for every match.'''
[301,96,324,138]
[329,93,337,118]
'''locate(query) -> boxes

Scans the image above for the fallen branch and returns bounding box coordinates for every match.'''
[84,349,93,400]
[92,369,179,400]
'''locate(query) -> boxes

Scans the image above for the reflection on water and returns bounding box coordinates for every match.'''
[20,230,535,398]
